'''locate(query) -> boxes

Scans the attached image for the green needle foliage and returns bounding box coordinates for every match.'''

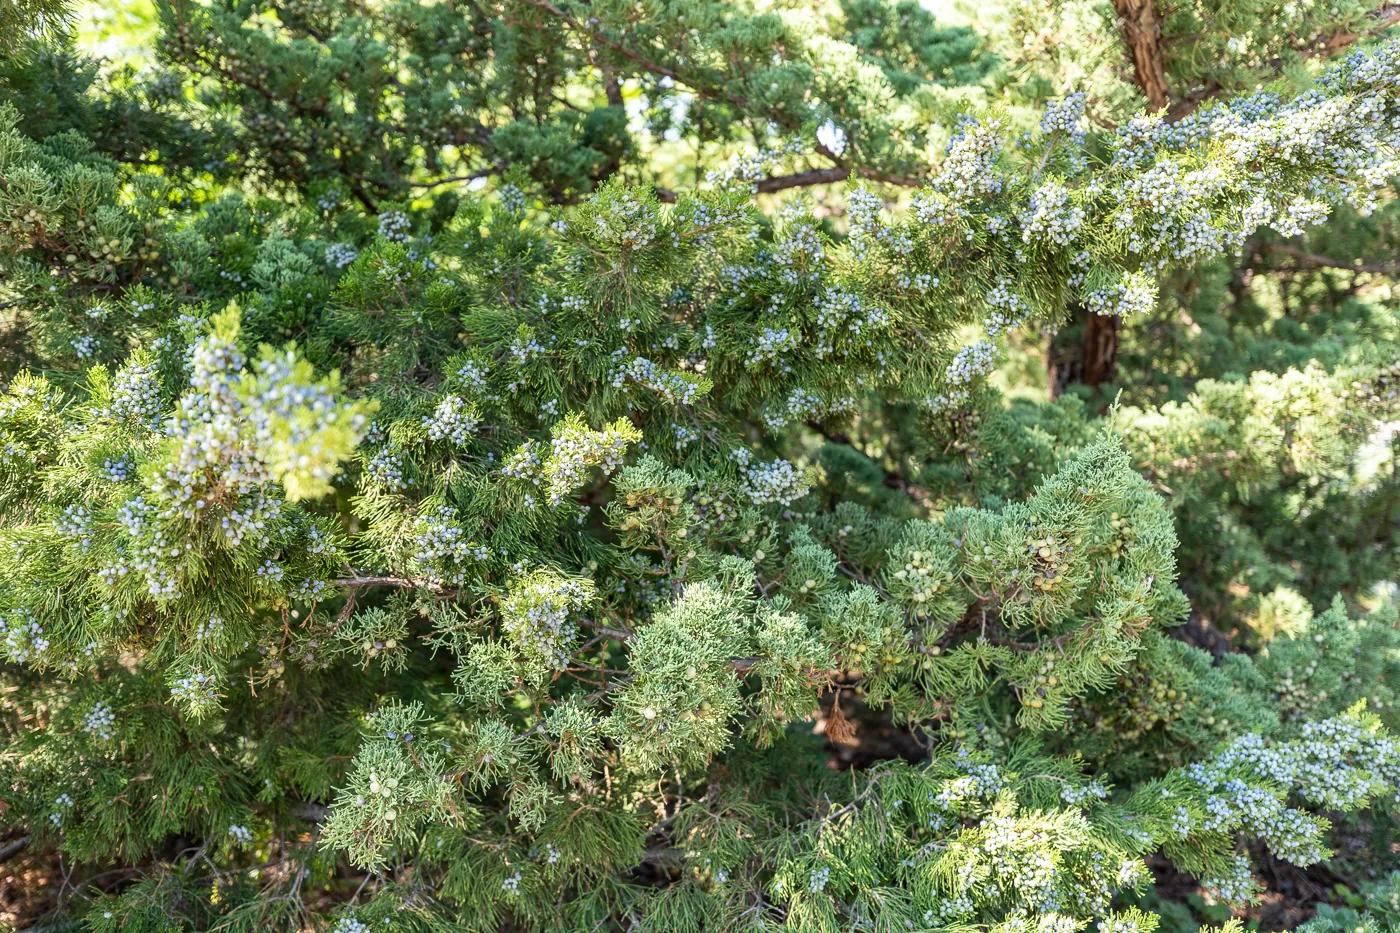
[0,0,73,58]
[149,0,988,207]
[3,3,1400,932]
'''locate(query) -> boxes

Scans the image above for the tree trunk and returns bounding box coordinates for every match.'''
[1113,0,1169,111]
[1081,312,1120,388]
[1052,0,1164,395]
[1048,305,1120,397]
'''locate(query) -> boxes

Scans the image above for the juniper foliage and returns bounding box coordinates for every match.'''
[3,4,1400,933]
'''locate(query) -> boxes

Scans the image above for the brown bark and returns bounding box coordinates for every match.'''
[1081,312,1120,388]
[603,68,624,109]
[1063,0,1394,393]
[757,167,850,193]
[1052,0,1163,394]
[1048,305,1120,397]
[1113,0,1170,111]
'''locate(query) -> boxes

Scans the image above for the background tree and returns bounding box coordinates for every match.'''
[1002,0,1400,391]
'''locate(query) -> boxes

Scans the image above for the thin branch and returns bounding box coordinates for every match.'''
[1259,241,1400,275]
[518,0,749,109]
[578,617,635,642]
[658,165,919,204]
[838,158,924,189]
[409,163,508,189]
[290,802,327,824]
[637,846,684,864]
[335,574,458,596]
[0,834,28,863]
[756,167,851,193]
[1305,3,1400,60]
[552,90,588,113]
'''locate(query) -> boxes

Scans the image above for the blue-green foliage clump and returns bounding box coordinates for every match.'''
[4,1,1400,931]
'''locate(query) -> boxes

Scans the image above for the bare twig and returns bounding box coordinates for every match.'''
[1258,241,1400,276]
[335,574,458,596]
[409,163,509,188]
[0,834,28,863]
